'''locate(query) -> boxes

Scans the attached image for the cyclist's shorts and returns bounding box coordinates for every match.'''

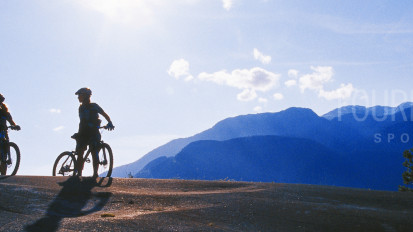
[0,131,7,140]
[76,131,101,151]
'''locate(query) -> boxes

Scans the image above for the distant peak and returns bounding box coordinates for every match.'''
[281,107,318,116]
[322,102,413,120]
[396,102,413,111]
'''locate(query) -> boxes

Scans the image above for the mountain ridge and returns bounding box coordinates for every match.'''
[322,102,413,120]
[111,102,413,190]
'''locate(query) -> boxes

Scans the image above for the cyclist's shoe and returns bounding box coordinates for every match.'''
[6,159,11,165]
[10,125,21,131]
[105,121,115,131]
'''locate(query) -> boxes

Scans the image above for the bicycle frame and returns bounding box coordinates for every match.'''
[83,141,108,165]
[53,127,113,177]
[0,126,20,176]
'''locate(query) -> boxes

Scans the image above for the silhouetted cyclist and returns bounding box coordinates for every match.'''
[73,88,114,177]
[0,94,20,133]
[0,94,21,175]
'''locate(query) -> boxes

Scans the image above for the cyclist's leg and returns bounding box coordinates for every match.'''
[0,148,6,175]
[5,140,11,165]
[89,132,101,178]
[0,132,7,175]
[91,146,99,178]
[75,137,88,176]
[0,160,5,175]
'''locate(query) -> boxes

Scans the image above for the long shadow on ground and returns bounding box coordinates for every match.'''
[0,175,12,180]
[25,176,112,232]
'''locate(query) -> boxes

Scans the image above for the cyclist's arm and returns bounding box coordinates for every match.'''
[94,103,111,123]
[100,110,112,123]
[3,109,17,127]
[7,117,17,127]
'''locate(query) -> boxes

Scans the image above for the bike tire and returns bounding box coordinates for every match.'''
[101,143,114,177]
[8,142,20,176]
[82,143,113,177]
[52,151,77,176]
[0,142,20,176]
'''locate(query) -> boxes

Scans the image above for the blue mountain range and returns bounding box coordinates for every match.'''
[112,103,413,191]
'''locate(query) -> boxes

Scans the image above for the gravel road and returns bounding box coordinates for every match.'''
[1,176,413,231]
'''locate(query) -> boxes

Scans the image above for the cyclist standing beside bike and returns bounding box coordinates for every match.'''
[74,88,114,177]
[0,93,21,175]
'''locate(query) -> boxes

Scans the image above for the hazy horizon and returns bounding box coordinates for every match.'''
[1,0,412,175]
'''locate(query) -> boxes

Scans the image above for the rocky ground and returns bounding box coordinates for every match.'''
[0,176,413,231]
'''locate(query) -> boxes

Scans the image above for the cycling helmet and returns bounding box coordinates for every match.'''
[75,87,92,96]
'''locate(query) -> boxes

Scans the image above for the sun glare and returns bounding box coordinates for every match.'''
[79,0,154,24]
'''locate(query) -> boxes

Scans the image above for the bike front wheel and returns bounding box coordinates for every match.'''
[0,142,21,176]
[52,152,77,176]
[82,143,113,177]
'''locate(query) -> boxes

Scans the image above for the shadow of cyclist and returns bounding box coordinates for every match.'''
[0,175,11,180]
[25,176,113,232]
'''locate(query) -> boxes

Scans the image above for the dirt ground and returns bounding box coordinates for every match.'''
[0,176,413,232]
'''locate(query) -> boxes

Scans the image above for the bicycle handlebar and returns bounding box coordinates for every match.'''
[7,125,20,131]
[100,125,114,131]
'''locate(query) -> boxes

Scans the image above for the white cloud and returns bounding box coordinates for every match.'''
[288,69,299,78]
[298,66,355,100]
[222,0,234,10]
[53,126,64,132]
[167,59,194,81]
[49,109,61,114]
[273,93,284,100]
[284,80,297,87]
[253,106,263,112]
[198,67,280,91]
[299,66,334,92]
[253,48,271,64]
[319,83,355,100]
[237,89,257,101]
[169,58,282,102]
[198,67,280,101]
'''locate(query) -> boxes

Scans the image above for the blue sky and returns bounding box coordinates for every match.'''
[1,0,412,175]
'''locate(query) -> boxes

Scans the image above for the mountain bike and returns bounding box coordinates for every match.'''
[52,127,113,177]
[0,126,21,176]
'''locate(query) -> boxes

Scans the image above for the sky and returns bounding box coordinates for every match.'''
[1,0,412,176]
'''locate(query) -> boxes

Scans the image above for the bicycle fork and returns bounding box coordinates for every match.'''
[86,147,107,166]
[100,147,108,166]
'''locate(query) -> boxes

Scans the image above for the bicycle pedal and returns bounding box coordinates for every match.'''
[85,158,91,163]
[100,160,107,165]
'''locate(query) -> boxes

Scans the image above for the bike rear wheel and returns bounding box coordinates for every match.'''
[0,142,20,176]
[82,143,113,177]
[52,152,77,176]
